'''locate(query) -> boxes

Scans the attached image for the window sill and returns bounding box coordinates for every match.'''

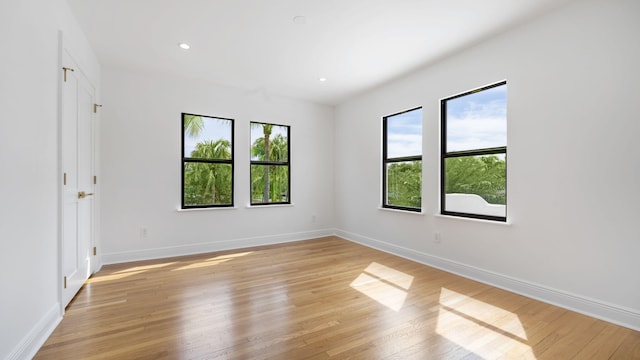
[176,206,238,212]
[378,207,424,215]
[434,214,512,226]
[246,203,295,209]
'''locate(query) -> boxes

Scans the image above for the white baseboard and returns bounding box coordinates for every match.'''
[6,303,61,360]
[335,229,640,332]
[101,229,335,265]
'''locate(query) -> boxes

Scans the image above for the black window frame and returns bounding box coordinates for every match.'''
[382,107,423,212]
[440,81,507,222]
[250,121,291,206]
[181,112,235,209]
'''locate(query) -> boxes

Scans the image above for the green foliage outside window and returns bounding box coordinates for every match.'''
[183,141,232,205]
[250,164,289,202]
[445,155,506,205]
[387,161,422,208]
[384,155,505,208]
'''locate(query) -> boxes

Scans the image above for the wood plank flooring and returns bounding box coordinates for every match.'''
[36,236,640,359]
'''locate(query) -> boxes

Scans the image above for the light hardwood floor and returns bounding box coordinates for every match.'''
[36,236,639,359]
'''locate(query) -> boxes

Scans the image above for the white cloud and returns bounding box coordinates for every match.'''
[388,133,422,158]
[447,115,506,152]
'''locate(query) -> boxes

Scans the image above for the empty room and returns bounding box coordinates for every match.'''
[1,0,639,359]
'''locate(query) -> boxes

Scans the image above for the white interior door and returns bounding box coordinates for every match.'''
[61,48,95,308]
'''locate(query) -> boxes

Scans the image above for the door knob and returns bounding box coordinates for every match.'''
[78,191,94,199]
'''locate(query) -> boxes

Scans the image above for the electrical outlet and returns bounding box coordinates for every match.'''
[434,232,441,244]
[141,227,148,238]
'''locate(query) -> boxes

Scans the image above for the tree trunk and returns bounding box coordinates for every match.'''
[263,135,270,202]
[211,172,216,204]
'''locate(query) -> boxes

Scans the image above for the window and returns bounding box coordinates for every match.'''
[250,122,290,205]
[181,113,234,208]
[441,81,507,221]
[383,107,423,212]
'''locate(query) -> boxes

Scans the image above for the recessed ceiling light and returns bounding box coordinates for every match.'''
[293,16,306,24]
[178,43,190,50]
[319,77,327,82]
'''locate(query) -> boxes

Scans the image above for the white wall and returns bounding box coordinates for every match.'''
[334,0,640,329]
[0,0,100,359]
[99,67,335,263]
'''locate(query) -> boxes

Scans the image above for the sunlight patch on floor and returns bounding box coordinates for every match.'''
[87,270,146,283]
[90,262,178,283]
[207,251,254,261]
[436,287,536,359]
[114,262,177,274]
[350,262,414,312]
[173,251,254,271]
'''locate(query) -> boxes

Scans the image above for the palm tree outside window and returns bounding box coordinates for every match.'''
[250,122,290,205]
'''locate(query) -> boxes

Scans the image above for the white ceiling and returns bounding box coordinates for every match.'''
[67,0,568,105]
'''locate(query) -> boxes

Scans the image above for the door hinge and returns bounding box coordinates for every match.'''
[94,175,97,185]
[93,246,97,256]
[62,67,74,82]
[64,172,67,185]
[64,276,67,289]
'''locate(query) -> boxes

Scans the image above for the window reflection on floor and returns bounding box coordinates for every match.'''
[173,251,254,271]
[436,287,535,359]
[88,262,177,284]
[350,262,414,312]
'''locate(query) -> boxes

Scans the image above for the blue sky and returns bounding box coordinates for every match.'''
[188,85,505,159]
[446,84,507,152]
[184,117,232,156]
[386,84,506,157]
[387,108,423,158]
[184,119,289,159]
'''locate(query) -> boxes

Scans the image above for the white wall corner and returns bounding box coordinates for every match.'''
[334,229,640,332]
[5,304,61,360]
